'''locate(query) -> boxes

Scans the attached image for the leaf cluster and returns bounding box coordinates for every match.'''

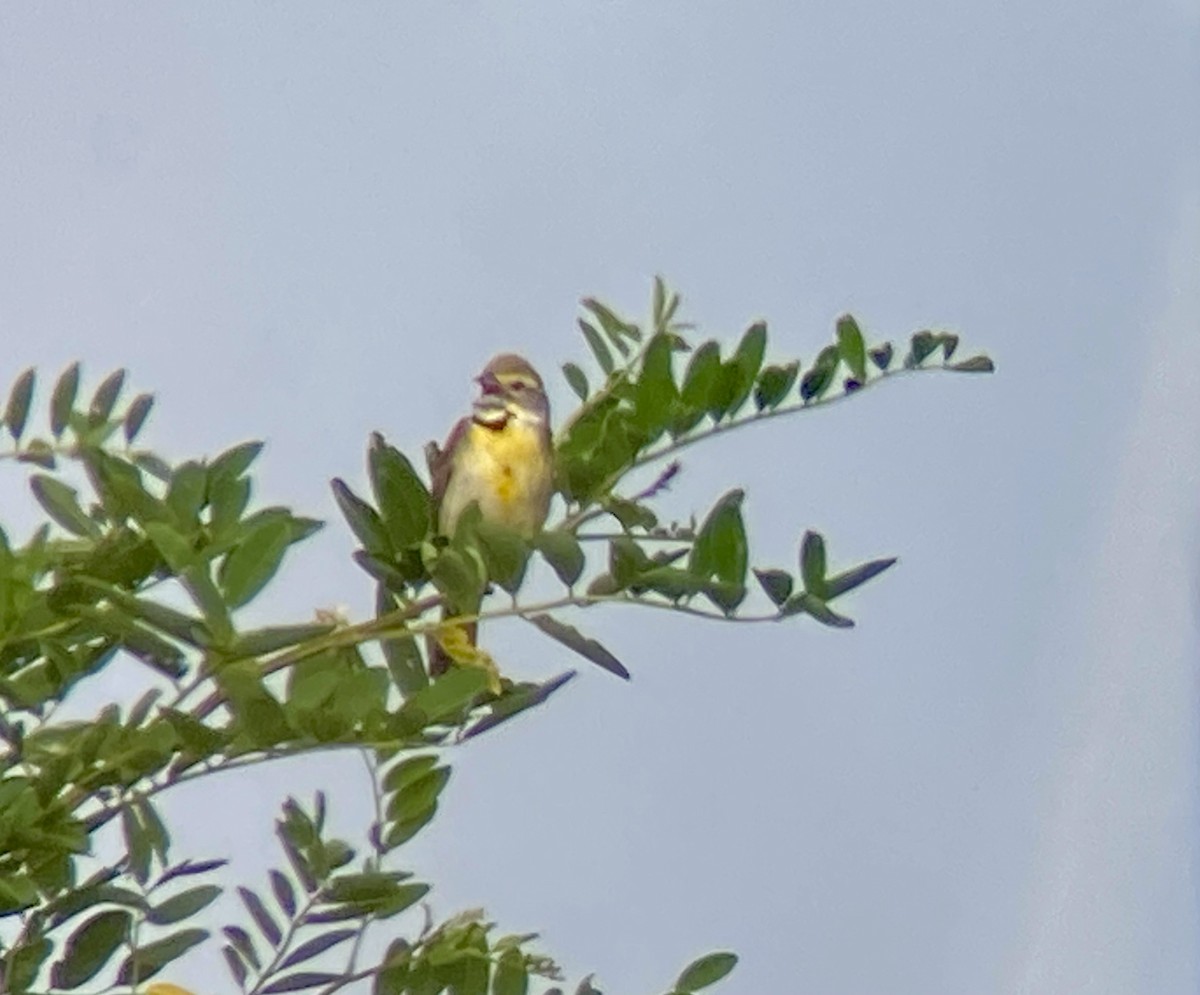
[0,281,993,994]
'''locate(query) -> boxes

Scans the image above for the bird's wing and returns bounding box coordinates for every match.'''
[429,415,471,509]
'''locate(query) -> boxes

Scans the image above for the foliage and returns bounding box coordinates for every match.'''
[0,282,992,993]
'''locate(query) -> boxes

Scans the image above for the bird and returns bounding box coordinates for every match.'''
[425,353,554,679]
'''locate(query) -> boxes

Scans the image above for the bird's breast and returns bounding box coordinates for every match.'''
[440,421,552,537]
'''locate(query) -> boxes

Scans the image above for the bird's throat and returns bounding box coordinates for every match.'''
[472,402,509,430]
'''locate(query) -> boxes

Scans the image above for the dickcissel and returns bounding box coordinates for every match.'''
[426,353,554,677]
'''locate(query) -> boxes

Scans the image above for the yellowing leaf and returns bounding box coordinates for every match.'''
[145,984,199,995]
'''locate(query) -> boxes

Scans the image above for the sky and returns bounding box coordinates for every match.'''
[0,3,1197,993]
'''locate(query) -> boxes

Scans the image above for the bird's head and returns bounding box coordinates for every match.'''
[474,353,549,426]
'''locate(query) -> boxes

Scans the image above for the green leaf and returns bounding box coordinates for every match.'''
[688,489,748,610]
[427,544,486,612]
[260,972,342,994]
[136,796,171,863]
[374,938,412,995]
[50,909,131,989]
[223,671,292,748]
[157,857,229,885]
[51,362,80,437]
[143,521,196,573]
[114,618,187,678]
[583,296,642,345]
[799,530,827,597]
[328,666,389,727]
[700,579,745,614]
[404,667,489,724]
[332,479,392,556]
[114,928,208,985]
[680,340,720,411]
[825,557,898,599]
[563,362,589,401]
[88,369,126,424]
[270,869,297,918]
[161,709,227,755]
[633,332,679,438]
[753,361,800,410]
[209,440,264,481]
[753,568,793,606]
[345,883,429,916]
[527,614,631,679]
[557,402,639,502]
[799,345,840,402]
[17,437,55,468]
[133,450,172,481]
[652,275,668,328]
[30,475,100,537]
[207,473,252,537]
[726,320,768,414]
[377,605,427,697]
[781,591,854,627]
[947,355,995,373]
[324,873,428,909]
[123,393,155,442]
[370,433,433,549]
[386,767,451,826]
[5,367,36,440]
[609,535,652,588]
[127,688,162,728]
[167,460,208,525]
[233,623,335,656]
[45,881,145,929]
[472,519,531,593]
[635,565,708,601]
[905,330,938,367]
[535,530,585,587]
[836,314,867,382]
[600,496,657,533]
[463,671,575,740]
[704,362,741,420]
[286,656,340,713]
[238,885,282,945]
[869,342,894,371]
[0,874,39,914]
[84,449,170,524]
[279,929,357,970]
[224,925,261,971]
[218,519,292,608]
[122,804,152,884]
[6,936,52,993]
[940,333,960,361]
[578,319,615,375]
[493,949,529,995]
[120,597,202,652]
[383,754,440,793]
[358,552,416,595]
[383,805,438,850]
[676,951,738,992]
[147,884,222,925]
[224,946,250,988]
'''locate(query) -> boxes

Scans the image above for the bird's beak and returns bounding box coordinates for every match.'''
[476,370,504,395]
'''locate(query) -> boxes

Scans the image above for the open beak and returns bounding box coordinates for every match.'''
[475,370,504,396]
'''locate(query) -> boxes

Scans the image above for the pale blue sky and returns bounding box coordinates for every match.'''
[1,3,1197,993]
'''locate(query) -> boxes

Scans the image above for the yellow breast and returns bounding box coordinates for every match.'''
[477,421,544,502]
[440,420,552,537]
